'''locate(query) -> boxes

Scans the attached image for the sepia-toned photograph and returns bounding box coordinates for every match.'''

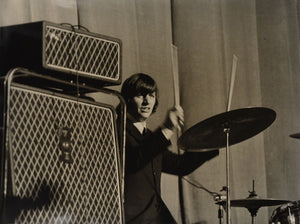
[0,0,299,223]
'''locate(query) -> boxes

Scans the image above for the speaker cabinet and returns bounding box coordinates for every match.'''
[0,69,124,223]
[0,21,122,87]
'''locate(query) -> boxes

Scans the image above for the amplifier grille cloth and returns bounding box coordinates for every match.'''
[45,25,120,81]
[8,86,122,223]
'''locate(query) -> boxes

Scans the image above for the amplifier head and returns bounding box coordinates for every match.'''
[0,21,122,87]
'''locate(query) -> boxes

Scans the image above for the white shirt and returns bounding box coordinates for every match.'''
[133,121,147,134]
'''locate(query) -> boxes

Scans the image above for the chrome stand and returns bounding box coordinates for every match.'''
[224,127,231,224]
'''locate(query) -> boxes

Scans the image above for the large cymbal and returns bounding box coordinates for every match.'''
[178,107,276,151]
[216,198,290,209]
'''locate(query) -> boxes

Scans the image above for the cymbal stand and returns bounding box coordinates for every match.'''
[224,125,231,224]
[214,194,226,224]
[224,55,238,224]
[249,209,258,224]
[218,204,224,224]
[247,180,259,224]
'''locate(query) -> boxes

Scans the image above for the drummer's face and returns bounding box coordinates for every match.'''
[129,92,156,122]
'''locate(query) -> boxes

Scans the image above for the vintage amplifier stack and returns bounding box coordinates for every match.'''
[0,21,124,223]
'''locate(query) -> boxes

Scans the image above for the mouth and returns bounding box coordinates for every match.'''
[140,107,151,113]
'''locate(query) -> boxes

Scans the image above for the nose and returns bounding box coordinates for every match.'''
[142,95,149,105]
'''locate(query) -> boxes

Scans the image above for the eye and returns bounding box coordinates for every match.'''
[148,93,155,98]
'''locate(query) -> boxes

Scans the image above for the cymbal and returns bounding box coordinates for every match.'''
[178,107,276,151]
[216,198,290,209]
[290,133,300,139]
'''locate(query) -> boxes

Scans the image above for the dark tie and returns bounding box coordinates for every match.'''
[142,128,147,135]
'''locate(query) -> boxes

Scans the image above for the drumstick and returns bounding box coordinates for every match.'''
[171,44,186,224]
[226,55,238,112]
[171,44,180,107]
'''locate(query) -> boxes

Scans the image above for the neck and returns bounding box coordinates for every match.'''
[127,112,147,123]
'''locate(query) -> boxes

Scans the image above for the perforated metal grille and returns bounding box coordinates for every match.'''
[7,86,123,223]
[44,25,121,81]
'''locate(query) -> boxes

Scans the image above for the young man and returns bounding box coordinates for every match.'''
[121,73,218,224]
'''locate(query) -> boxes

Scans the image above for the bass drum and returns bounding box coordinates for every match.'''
[270,201,300,224]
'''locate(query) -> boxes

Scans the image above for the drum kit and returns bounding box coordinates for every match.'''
[177,107,300,224]
[171,54,299,224]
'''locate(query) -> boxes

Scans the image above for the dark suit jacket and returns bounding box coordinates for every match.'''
[124,119,219,224]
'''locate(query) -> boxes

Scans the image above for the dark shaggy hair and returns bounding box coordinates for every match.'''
[121,73,158,113]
